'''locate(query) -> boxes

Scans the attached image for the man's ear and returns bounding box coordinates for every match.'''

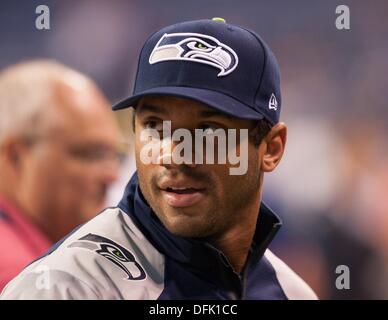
[261,122,287,172]
[1,137,28,171]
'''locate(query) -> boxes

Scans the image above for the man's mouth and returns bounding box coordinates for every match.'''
[159,182,206,208]
[165,187,201,194]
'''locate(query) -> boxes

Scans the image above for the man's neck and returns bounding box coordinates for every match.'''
[0,186,20,213]
[209,201,261,274]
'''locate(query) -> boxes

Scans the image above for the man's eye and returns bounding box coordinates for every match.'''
[144,120,163,131]
[201,124,220,135]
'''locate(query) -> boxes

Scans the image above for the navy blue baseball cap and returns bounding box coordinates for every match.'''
[113,18,281,124]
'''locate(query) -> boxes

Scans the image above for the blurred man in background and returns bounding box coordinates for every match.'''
[0,60,121,290]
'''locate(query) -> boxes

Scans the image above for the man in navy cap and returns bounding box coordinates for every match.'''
[1,18,317,300]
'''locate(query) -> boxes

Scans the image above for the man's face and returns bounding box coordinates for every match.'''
[18,82,120,241]
[135,96,263,239]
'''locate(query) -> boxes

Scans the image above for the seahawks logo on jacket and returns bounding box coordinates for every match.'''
[68,233,146,281]
[149,32,239,77]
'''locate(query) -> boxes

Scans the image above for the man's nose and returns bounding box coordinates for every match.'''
[157,138,197,169]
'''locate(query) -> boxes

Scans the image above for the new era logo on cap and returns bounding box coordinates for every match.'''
[269,93,278,111]
[112,18,282,125]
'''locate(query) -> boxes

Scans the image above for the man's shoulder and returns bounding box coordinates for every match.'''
[0,219,36,261]
[0,216,42,283]
[1,207,165,300]
[264,249,318,300]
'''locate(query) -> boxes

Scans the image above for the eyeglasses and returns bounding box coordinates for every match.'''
[21,134,127,165]
[66,145,126,164]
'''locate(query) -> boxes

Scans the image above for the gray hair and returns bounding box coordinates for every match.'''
[0,60,86,145]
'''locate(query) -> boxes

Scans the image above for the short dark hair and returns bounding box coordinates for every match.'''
[249,119,273,148]
[131,108,136,132]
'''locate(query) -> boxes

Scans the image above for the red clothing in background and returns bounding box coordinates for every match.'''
[0,196,51,292]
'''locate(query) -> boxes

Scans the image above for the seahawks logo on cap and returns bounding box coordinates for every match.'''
[149,32,239,77]
[68,233,146,281]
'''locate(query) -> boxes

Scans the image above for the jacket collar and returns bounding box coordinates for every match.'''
[118,172,282,290]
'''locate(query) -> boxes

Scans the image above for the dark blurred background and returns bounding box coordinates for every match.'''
[1,0,387,299]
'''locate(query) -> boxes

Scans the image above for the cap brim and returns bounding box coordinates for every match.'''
[112,86,264,120]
